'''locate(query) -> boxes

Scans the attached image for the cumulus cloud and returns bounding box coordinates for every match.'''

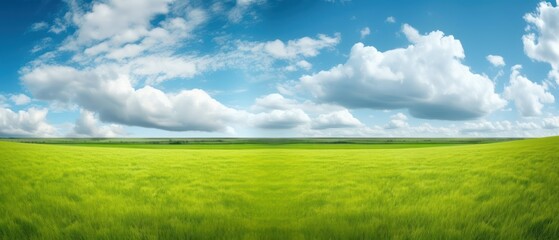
[543,116,559,129]
[360,27,370,39]
[39,0,207,80]
[18,0,557,138]
[384,113,409,129]
[296,60,312,70]
[19,0,344,135]
[386,16,396,23]
[523,1,559,83]
[458,119,552,136]
[243,34,340,60]
[300,24,506,120]
[299,116,552,138]
[49,18,68,34]
[70,0,172,47]
[21,65,242,132]
[250,94,310,129]
[250,93,362,130]
[129,55,201,84]
[486,54,505,67]
[252,109,310,129]
[302,121,456,138]
[504,65,554,117]
[10,94,31,106]
[285,60,313,72]
[209,34,339,75]
[252,93,298,111]
[251,93,327,113]
[312,110,363,129]
[71,110,125,137]
[0,107,56,137]
[516,121,540,130]
[461,120,512,133]
[76,7,207,62]
[18,1,273,134]
[28,0,337,76]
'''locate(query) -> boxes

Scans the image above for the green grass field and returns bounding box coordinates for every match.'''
[0,137,558,239]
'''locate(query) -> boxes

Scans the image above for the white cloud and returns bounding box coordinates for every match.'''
[18,1,251,134]
[49,18,68,34]
[252,109,310,129]
[48,0,81,35]
[250,94,311,129]
[296,60,312,71]
[486,54,505,67]
[523,1,559,83]
[300,24,506,120]
[71,110,125,137]
[461,120,558,137]
[301,121,456,138]
[286,60,313,72]
[360,27,370,39]
[10,94,31,106]
[250,93,361,130]
[384,112,409,129]
[205,34,339,75]
[73,0,172,46]
[252,93,347,115]
[20,1,342,135]
[210,2,225,14]
[30,38,53,54]
[0,107,56,137]
[228,0,265,23]
[461,120,512,133]
[256,34,340,60]
[130,55,201,84]
[298,117,553,138]
[504,65,554,117]
[0,95,7,107]
[516,121,540,130]
[19,0,559,138]
[56,0,207,70]
[312,110,363,129]
[386,16,396,23]
[77,8,207,62]
[21,65,242,132]
[30,22,49,32]
[543,116,559,129]
[33,0,336,85]
[457,120,553,137]
[252,93,297,111]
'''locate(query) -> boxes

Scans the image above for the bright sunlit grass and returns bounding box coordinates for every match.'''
[1,137,558,239]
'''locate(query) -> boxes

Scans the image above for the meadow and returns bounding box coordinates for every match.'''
[0,137,558,239]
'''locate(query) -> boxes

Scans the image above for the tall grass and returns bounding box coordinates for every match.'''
[0,137,558,239]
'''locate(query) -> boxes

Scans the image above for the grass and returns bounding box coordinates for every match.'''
[48,143,471,149]
[0,137,558,239]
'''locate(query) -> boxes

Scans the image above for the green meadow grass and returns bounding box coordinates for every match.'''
[54,143,468,149]
[0,137,558,239]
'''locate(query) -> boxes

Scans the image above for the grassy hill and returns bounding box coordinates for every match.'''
[0,137,558,239]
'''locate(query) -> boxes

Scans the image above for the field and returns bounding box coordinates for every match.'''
[0,137,558,239]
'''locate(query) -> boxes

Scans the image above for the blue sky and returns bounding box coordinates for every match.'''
[1,0,559,137]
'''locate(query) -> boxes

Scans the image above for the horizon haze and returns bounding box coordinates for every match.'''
[1,0,559,138]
